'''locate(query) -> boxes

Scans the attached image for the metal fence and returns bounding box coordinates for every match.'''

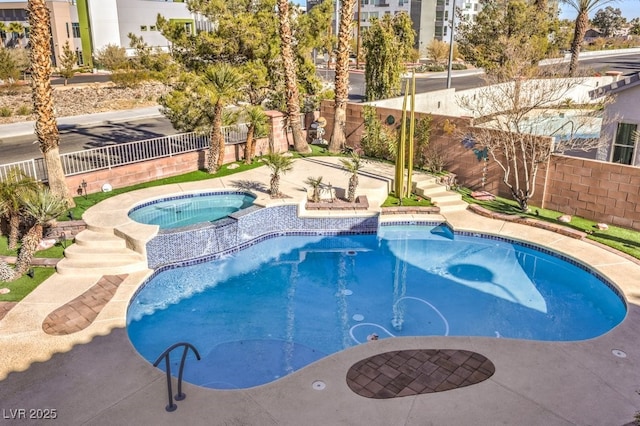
[0,123,250,183]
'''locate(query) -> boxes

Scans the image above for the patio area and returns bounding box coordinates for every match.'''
[1,158,640,425]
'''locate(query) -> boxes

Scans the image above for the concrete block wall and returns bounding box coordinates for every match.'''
[322,100,640,231]
[65,111,294,196]
[542,156,640,229]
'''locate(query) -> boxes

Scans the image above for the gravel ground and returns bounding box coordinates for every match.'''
[0,80,168,124]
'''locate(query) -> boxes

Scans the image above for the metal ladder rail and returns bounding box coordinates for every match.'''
[152,342,201,412]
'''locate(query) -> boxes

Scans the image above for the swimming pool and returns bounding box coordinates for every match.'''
[128,191,256,230]
[126,225,626,390]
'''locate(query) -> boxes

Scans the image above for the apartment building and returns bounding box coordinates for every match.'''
[0,0,202,68]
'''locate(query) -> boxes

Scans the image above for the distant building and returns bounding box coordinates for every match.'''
[0,0,206,68]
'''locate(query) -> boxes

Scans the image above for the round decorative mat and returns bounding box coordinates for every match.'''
[346,349,495,399]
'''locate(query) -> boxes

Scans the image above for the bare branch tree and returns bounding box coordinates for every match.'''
[457,71,611,211]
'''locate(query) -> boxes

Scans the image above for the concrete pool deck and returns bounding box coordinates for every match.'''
[1,157,640,425]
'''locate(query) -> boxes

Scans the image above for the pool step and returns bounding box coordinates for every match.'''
[73,230,128,249]
[56,255,148,276]
[57,229,148,276]
[412,177,467,214]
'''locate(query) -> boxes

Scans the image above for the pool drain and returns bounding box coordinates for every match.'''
[612,349,627,358]
[346,250,357,256]
[312,380,326,390]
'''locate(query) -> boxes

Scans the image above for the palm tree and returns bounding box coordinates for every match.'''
[305,176,324,202]
[0,22,7,48]
[8,22,24,48]
[28,0,75,206]
[328,0,357,153]
[564,0,615,76]
[340,153,362,202]
[202,64,244,173]
[242,105,268,164]
[14,188,67,277]
[276,0,311,154]
[0,169,41,250]
[263,153,294,198]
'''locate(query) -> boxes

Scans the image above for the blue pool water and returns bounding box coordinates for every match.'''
[128,192,256,229]
[126,225,626,389]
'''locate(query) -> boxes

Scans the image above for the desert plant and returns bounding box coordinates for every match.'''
[263,153,294,198]
[0,107,11,117]
[0,169,41,250]
[15,105,31,115]
[340,153,363,202]
[305,176,324,202]
[13,188,68,278]
[360,105,396,160]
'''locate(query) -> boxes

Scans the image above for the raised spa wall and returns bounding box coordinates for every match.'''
[146,204,380,269]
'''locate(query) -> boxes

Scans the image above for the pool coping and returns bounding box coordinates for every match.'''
[2,157,640,425]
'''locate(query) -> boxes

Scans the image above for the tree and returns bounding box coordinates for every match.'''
[28,0,74,206]
[592,6,626,37]
[426,39,450,66]
[362,12,416,102]
[0,22,7,48]
[327,0,357,153]
[457,67,607,211]
[457,0,554,78]
[0,48,20,82]
[242,105,268,164]
[204,64,244,173]
[0,169,41,250]
[277,0,311,154]
[58,40,77,86]
[263,153,294,198]
[8,22,24,48]
[95,44,128,71]
[340,153,363,202]
[630,18,640,36]
[13,188,67,278]
[563,0,616,76]
[304,176,323,202]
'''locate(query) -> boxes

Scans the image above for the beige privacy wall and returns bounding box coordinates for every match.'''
[322,101,640,231]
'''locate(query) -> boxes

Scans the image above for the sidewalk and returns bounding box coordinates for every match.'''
[0,105,164,139]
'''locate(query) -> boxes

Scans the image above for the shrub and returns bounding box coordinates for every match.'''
[15,105,31,115]
[0,107,12,117]
[95,44,129,71]
[110,70,150,88]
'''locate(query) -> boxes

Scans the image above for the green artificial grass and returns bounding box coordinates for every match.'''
[64,160,267,221]
[0,267,56,302]
[458,187,640,260]
[382,192,434,207]
[0,235,70,258]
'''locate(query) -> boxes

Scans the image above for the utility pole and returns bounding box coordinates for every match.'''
[356,0,361,69]
[446,0,456,89]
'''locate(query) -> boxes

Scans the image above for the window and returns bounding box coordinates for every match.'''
[66,22,69,38]
[150,25,157,31]
[140,25,148,31]
[71,22,80,38]
[611,123,637,165]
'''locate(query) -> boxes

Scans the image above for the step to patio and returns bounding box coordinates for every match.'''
[433,199,469,213]
[73,230,128,249]
[55,254,148,276]
[423,190,463,204]
[63,243,143,261]
[414,182,448,197]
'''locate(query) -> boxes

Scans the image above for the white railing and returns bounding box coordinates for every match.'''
[0,123,251,182]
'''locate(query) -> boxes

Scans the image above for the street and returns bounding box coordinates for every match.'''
[2,51,639,165]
